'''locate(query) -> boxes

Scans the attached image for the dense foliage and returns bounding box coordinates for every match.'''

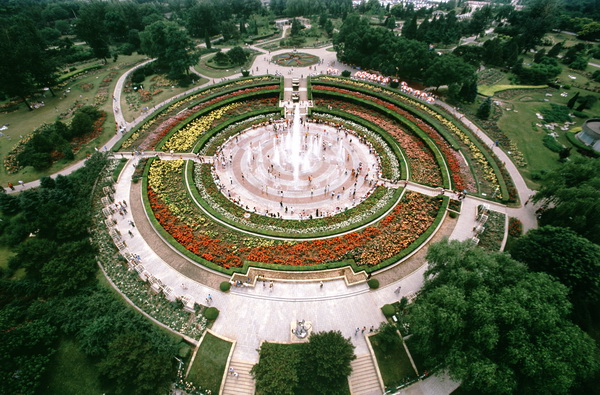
[510,226,600,332]
[409,239,599,395]
[252,330,355,395]
[0,154,179,394]
[533,157,600,244]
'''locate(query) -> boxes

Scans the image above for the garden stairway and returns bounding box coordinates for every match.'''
[348,354,385,395]
[222,359,255,395]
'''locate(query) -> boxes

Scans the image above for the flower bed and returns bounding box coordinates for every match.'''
[477,206,505,251]
[118,77,279,150]
[312,76,508,198]
[192,162,400,238]
[314,99,440,185]
[145,158,445,271]
[92,160,207,339]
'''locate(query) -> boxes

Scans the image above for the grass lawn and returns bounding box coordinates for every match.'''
[186,331,233,394]
[370,333,417,388]
[0,53,147,186]
[479,84,547,97]
[40,339,104,395]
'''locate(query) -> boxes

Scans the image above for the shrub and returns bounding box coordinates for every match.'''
[219,281,231,292]
[341,70,351,77]
[367,278,380,289]
[543,134,563,153]
[204,307,219,320]
[508,217,523,238]
[381,304,395,317]
[449,211,458,218]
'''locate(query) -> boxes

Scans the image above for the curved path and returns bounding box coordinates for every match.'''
[5,40,541,394]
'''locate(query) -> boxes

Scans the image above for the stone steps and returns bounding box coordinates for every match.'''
[222,359,255,395]
[349,354,384,395]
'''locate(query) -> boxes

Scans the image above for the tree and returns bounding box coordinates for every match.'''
[76,3,110,62]
[227,46,248,66]
[374,322,401,353]
[533,157,600,243]
[303,330,356,393]
[140,21,199,79]
[410,239,599,395]
[459,78,478,103]
[567,91,580,108]
[547,41,563,57]
[510,226,600,306]
[0,16,56,109]
[291,18,303,36]
[577,21,600,41]
[251,343,300,395]
[425,54,475,89]
[98,333,175,395]
[476,97,492,119]
[533,48,546,63]
[402,15,418,39]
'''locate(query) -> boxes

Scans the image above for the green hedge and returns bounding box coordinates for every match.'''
[368,279,380,289]
[57,64,103,83]
[382,304,395,317]
[566,131,600,157]
[204,307,219,320]
[543,134,564,153]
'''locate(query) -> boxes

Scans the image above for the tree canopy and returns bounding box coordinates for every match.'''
[409,239,599,395]
[533,157,600,244]
[140,21,199,79]
[510,226,600,305]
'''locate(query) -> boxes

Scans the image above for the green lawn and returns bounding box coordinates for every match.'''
[0,53,147,186]
[186,331,233,394]
[41,339,103,395]
[479,84,547,97]
[370,333,417,388]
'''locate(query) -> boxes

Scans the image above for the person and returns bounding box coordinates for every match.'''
[7,182,14,190]
[319,281,324,288]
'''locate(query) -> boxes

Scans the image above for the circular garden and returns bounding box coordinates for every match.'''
[117,75,516,275]
[271,52,320,67]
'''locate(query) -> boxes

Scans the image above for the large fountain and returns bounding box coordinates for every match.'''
[212,101,381,220]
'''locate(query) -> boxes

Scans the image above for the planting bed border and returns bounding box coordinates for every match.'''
[311,77,512,202]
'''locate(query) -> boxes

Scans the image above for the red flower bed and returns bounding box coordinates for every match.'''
[315,98,442,186]
[149,167,442,268]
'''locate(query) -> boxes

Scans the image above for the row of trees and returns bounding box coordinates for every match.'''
[334,15,478,102]
[0,155,180,394]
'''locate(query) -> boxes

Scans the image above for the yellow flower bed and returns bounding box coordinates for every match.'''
[162,103,241,152]
[148,159,207,229]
